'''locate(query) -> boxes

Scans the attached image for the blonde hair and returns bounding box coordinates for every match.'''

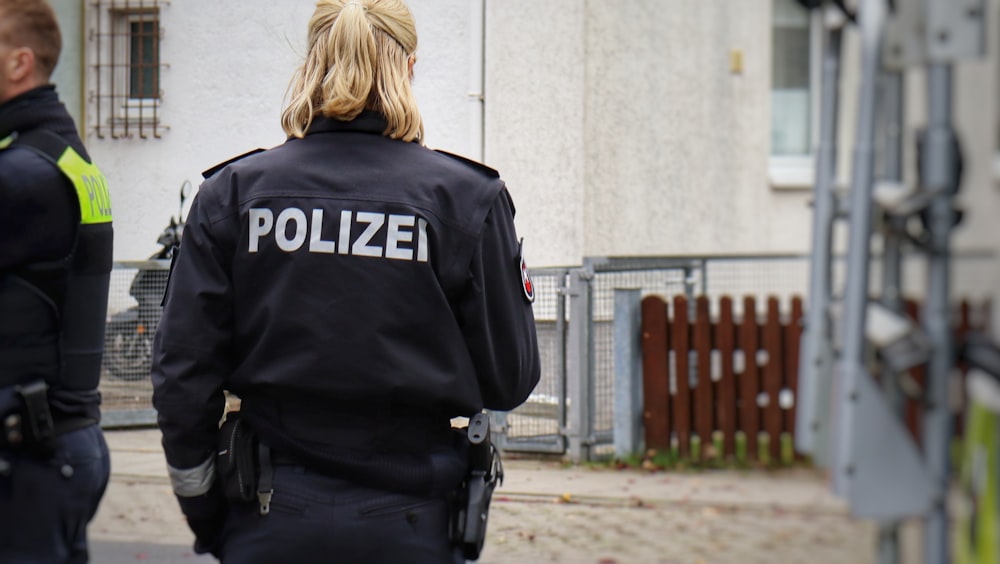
[281,0,423,142]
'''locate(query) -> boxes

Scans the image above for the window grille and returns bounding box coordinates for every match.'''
[88,0,167,139]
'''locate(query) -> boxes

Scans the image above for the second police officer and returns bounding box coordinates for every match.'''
[0,1,113,561]
[150,0,541,562]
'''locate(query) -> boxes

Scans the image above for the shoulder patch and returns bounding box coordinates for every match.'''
[519,239,535,304]
[433,149,500,178]
[201,148,267,179]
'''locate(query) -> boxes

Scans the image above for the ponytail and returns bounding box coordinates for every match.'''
[281,0,423,143]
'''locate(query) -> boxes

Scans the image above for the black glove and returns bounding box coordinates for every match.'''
[176,482,227,557]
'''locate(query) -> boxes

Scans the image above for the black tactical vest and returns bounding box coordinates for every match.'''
[0,130,113,392]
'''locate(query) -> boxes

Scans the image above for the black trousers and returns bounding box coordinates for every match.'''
[220,464,465,563]
[0,424,110,563]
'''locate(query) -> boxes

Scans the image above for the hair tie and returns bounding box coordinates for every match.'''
[343,1,367,11]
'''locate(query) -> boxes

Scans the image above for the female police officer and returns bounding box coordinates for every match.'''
[151,0,541,562]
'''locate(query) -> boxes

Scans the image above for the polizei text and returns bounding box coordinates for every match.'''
[248,207,429,262]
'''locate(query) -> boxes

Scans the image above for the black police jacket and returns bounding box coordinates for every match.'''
[0,86,113,422]
[152,112,541,493]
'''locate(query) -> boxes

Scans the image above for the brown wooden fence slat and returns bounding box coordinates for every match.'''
[739,296,760,460]
[763,297,784,461]
[637,293,992,466]
[717,296,737,457]
[641,296,672,452]
[672,295,692,457]
[786,297,803,456]
[694,296,713,459]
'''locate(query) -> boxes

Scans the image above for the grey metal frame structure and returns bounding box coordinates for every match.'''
[793,1,989,562]
[795,6,845,469]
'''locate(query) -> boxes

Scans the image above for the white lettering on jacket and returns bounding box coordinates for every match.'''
[248,207,428,262]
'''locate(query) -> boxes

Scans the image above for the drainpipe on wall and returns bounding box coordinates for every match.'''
[468,0,485,162]
[471,0,497,440]
[78,0,87,138]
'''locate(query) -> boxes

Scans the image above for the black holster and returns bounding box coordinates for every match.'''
[216,411,273,515]
[1,380,57,458]
[451,412,503,561]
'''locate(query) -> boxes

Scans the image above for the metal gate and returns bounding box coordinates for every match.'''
[496,259,704,460]
[492,267,571,454]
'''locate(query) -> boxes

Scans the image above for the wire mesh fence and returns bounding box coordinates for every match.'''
[499,268,569,453]
[563,252,997,459]
[100,260,168,426]
[98,252,998,456]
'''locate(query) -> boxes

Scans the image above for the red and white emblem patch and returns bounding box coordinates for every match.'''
[519,239,535,303]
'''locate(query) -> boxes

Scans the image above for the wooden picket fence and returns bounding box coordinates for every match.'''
[640,294,989,464]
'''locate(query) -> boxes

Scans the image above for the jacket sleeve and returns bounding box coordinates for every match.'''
[453,187,541,411]
[151,188,232,488]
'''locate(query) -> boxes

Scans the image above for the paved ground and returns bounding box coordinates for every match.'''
[90,429,925,563]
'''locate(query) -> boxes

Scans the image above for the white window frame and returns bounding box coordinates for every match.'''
[769,5,823,190]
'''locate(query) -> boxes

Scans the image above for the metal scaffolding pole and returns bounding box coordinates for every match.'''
[796,11,844,466]
[832,0,885,498]
[920,62,957,564]
[876,66,906,564]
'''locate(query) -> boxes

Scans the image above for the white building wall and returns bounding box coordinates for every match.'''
[485,0,586,268]
[584,0,795,257]
[487,0,813,265]
[67,0,999,279]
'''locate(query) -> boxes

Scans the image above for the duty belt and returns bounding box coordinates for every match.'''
[241,394,454,452]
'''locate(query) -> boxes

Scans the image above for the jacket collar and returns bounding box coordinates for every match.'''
[0,85,87,157]
[0,86,63,136]
[304,111,389,136]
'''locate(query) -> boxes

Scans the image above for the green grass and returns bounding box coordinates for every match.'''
[601,432,809,471]
[598,432,967,473]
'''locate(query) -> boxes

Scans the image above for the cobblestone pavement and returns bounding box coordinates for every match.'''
[93,430,926,563]
[481,493,918,564]
[477,458,926,564]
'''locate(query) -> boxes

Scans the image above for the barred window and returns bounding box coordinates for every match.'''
[88,1,166,139]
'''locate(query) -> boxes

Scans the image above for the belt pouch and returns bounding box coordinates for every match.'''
[216,412,258,503]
